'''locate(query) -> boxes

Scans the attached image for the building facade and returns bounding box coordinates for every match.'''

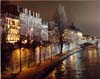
[19,8,48,41]
[6,17,20,43]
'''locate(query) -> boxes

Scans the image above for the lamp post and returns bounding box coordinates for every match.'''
[39,45,42,64]
[19,40,22,72]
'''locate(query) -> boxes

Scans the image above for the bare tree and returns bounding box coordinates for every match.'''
[54,5,68,54]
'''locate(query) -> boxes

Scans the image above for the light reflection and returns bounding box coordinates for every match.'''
[70,54,76,62]
[46,48,100,79]
[93,49,97,59]
[88,50,93,60]
[88,49,98,63]
[63,60,66,65]
[74,53,84,79]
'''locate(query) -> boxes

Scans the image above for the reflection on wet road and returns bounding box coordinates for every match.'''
[45,48,100,79]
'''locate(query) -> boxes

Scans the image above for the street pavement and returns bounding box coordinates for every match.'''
[1,48,79,79]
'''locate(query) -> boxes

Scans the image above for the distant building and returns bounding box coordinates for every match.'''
[19,8,48,41]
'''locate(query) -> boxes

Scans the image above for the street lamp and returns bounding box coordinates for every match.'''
[19,40,22,72]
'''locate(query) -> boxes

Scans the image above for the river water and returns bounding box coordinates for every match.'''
[45,48,100,79]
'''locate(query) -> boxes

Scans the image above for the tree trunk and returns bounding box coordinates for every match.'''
[59,35,63,54]
[60,41,63,54]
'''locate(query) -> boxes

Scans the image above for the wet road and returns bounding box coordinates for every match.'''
[45,48,100,79]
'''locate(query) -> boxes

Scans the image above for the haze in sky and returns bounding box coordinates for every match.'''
[6,1,100,38]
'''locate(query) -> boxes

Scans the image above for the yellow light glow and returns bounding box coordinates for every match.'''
[8,25,10,28]
[70,55,75,62]
[11,48,30,72]
[77,32,83,37]
[22,40,27,44]
[6,17,20,43]
[71,31,74,34]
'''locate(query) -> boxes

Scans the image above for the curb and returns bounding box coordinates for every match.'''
[34,48,82,79]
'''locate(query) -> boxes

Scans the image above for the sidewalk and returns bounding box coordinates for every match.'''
[1,48,80,79]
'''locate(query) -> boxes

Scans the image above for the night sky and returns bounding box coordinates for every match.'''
[2,0,100,38]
